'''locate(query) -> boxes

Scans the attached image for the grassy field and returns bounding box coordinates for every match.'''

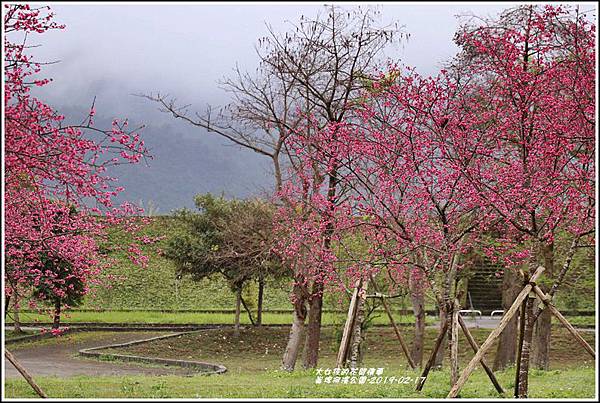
[4,329,34,339]
[34,216,590,314]
[4,368,596,398]
[84,216,296,311]
[8,309,594,328]
[4,326,596,398]
[7,310,437,327]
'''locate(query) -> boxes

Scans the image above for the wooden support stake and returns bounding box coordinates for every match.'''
[368,276,417,370]
[336,280,362,368]
[447,266,545,398]
[380,296,417,369]
[532,285,595,358]
[458,315,504,395]
[415,316,450,391]
[450,299,460,385]
[5,349,47,398]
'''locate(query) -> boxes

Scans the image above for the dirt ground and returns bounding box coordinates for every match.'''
[4,331,198,378]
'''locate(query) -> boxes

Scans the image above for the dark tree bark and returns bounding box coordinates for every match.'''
[433,306,448,369]
[531,289,552,370]
[517,296,536,397]
[234,287,242,337]
[257,276,265,327]
[52,300,61,330]
[493,268,521,370]
[240,294,256,325]
[302,281,324,369]
[4,294,10,320]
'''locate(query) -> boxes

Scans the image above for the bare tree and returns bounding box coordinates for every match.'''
[258,5,405,370]
[144,4,405,370]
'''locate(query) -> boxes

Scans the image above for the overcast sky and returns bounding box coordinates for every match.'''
[20,2,598,212]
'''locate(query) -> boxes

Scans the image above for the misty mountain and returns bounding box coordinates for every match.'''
[56,102,274,214]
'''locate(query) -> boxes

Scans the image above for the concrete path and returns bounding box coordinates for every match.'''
[4,331,197,378]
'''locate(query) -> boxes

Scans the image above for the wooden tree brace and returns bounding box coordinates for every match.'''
[457,315,504,395]
[415,316,450,391]
[447,265,545,398]
[532,285,595,358]
[336,279,362,368]
[368,277,418,371]
[5,349,48,398]
[450,299,460,386]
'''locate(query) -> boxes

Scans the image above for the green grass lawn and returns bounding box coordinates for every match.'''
[6,310,436,327]
[9,309,594,328]
[4,326,595,398]
[4,329,33,339]
[4,367,595,398]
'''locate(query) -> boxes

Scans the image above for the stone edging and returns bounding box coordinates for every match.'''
[5,329,74,345]
[78,331,227,375]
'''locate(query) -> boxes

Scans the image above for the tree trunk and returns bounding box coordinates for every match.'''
[493,268,521,371]
[281,284,307,371]
[234,288,242,337]
[5,294,10,320]
[302,281,323,369]
[13,292,22,334]
[257,276,265,327]
[531,242,554,370]
[52,301,61,330]
[433,306,448,369]
[517,296,536,397]
[240,294,256,325]
[531,297,551,370]
[409,270,425,367]
[349,282,368,368]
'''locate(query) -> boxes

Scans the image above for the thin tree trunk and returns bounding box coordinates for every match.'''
[517,296,536,398]
[416,316,450,391]
[52,301,61,330]
[234,288,242,337]
[532,242,554,370]
[281,284,307,371]
[257,276,265,327]
[13,292,22,334]
[5,294,11,320]
[409,270,425,367]
[531,293,551,370]
[240,294,256,325]
[493,268,521,371]
[302,281,323,369]
[433,306,448,369]
[514,298,527,397]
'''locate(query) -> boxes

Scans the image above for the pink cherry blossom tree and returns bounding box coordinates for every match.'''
[4,4,151,325]
[445,4,595,395]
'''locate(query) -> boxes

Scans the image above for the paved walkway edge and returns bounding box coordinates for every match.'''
[78,331,227,375]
